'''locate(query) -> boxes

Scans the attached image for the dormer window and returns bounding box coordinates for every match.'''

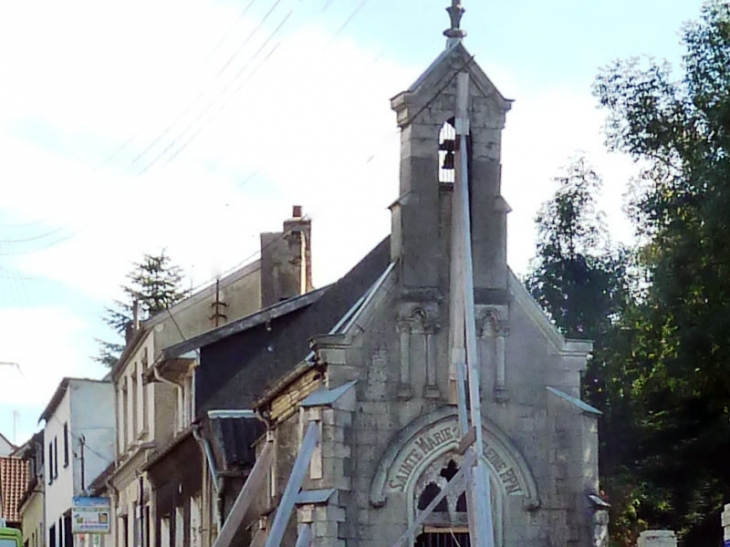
[438,119,456,183]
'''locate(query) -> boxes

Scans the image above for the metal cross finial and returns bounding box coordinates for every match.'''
[444,0,466,40]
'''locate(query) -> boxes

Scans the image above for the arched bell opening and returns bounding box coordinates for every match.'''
[438,119,457,184]
[438,118,473,186]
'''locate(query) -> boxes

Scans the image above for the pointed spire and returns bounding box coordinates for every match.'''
[444,0,466,42]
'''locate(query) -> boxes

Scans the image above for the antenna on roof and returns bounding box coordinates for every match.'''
[444,0,466,46]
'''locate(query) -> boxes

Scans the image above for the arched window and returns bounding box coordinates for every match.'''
[438,119,456,183]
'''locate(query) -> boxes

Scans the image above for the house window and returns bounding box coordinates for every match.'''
[132,365,139,437]
[49,525,56,547]
[119,516,128,547]
[48,442,54,484]
[63,423,69,468]
[122,377,129,448]
[53,437,58,478]
[63,514,72,547]
[141,349,149,433]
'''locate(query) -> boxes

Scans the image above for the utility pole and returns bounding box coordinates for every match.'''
[79,434,86,495]
[1,362,24,445]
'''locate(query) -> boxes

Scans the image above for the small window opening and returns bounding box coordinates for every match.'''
[418,483,448,512]
[439,119,456,183]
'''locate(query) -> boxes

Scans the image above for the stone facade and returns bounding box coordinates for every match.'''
[255,42,601,547]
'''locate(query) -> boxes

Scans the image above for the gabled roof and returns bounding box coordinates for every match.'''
[0,432,14,454]
[0,456,28,524]
[195,237,392,414]
[39,377,110,423]
[163,286,330,361]
[391,41,512,125]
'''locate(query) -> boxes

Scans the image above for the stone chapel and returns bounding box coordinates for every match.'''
[203,6,606,547]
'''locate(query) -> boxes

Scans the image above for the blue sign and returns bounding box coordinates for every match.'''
[71,497,111,534]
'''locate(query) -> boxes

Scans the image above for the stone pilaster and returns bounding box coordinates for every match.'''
[397,303,440,400]
[477,305,509,401]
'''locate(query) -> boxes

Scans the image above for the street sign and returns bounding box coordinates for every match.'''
[72,497,111,534]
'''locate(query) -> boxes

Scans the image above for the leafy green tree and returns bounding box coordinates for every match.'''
[94,251,189,367]
[525,157,642,545]
[594,1,730,543]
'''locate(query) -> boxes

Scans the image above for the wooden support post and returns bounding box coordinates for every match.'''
[264,421,319,547]
[454,70,495,547]
[294,524,312,547]
[212,441,275,547]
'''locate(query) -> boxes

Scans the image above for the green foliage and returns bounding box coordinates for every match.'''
[526,157,642,544]
[526,157,631,340]
[592,1,730,543]
[93,251,189,367]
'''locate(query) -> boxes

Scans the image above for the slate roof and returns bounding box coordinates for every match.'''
[194,236,392,414]
[209,414,265,470]
[0,456,28,523]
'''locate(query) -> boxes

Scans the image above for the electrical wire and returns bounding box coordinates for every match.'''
[129,0,285,171]
[137,4,296,175]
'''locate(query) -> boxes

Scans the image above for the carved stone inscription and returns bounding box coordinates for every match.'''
[386,418,525,496]
[388,424,459,491]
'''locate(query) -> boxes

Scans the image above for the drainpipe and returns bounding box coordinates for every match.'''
[152,366,182,389]
[192,424,223,531]
[105,477,119,545]
[152,366,184,431]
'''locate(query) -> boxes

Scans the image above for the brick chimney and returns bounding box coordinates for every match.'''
[260,205,313,308]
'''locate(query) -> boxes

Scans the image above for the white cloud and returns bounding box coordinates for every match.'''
[1,2,418,300]
[502,86,638,275]
[0,0,643,444]
[0,307,96,408]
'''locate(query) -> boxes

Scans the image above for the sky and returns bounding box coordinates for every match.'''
[0,0,707,445]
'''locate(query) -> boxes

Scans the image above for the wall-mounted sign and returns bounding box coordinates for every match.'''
[72,497,111,534]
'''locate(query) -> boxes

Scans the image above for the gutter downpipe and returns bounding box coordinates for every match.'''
[192,424,224,531]
[152,366,185,432]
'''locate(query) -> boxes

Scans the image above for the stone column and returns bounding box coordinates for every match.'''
[423,320,440,399]
[637,530,677,547]
[493,326,509,401]
[396,319,413,400]
[722,504,730,545]
[477,308,509,401]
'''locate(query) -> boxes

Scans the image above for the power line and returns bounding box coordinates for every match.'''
[138,4,296,175]
[204,0,259,62]
[129,0,286,172]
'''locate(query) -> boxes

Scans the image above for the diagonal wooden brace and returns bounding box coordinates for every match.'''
[264,420,320,547]
[390,451,477,547]
[213,440,274,547]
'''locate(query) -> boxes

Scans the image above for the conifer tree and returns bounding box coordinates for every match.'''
[94,251,189,367]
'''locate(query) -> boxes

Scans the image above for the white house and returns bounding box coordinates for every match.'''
[0,432,14,456]
[40,378,115,547]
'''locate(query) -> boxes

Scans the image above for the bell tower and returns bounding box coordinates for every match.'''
[389,11,512,301]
